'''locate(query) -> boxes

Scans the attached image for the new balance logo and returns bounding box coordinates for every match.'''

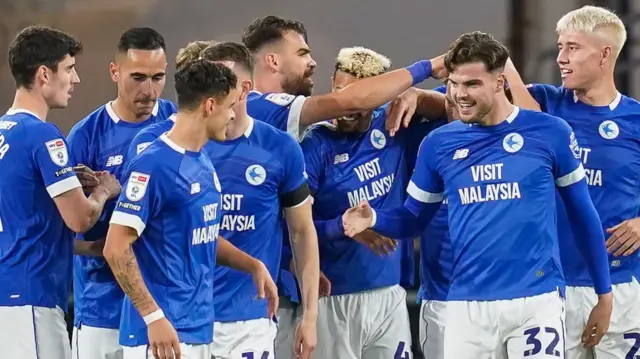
[453,149,469,160]
[106,155,123,167]
[334,153,349,164]
[191,183,201,194]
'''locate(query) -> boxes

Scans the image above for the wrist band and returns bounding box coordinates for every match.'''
[405,60,433,86]
[143,309,165,325]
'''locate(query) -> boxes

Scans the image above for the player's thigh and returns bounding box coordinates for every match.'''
[73,325,122,359]
[506,291,566,359]
[274,297,299,359]
[593,279,640,359]
[362,286,413,359]
[564,286,594,359]
[419,300,446,359]
[0,305,72,359]
[442,300,502,359]
[314,294,359,359]
[124,343,211,359]
[211,318,277,359]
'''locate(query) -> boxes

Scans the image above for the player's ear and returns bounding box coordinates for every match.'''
[36,65,49,85]
[265,53,279,73]
[495,73,505,93]
[203,97,217,117]
[109,62,119,83]
[600,46,613,66]
[240,80,252,101]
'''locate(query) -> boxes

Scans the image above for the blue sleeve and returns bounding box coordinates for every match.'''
[278,134,307,197]
[432,85,447,94]
[299,132,323,194]
[526,83,564,113]
[66,124,90,167]
[404,134,445,215]
[247,93,307,140]
[371,202,440,239]
[128,129,160,160]
[109,158,163,237]
[30,122,81,198]
[551,120,611,294]
[313,215,345,241]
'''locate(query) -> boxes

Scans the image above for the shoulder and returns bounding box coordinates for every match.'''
[300,122,335,147]
[519,108,571,130]
[252,120,298,147]
[69,105,109,133]
[126,141,180,180]
[247,91,303,113]
[156,99,177,117]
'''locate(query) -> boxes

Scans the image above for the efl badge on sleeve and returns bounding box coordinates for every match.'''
[126,172,150,202]
[45,138,69,166]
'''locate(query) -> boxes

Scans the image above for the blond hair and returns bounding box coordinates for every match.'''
[556,5,627,56]
[335,46,391,78]
[175,40,217,69]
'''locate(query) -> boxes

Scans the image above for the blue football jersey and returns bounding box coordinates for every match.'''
[209,119,307,322]
[247,91,306,140]
[300,105,435,295]
[529,84,640,285]
[0,109,81,310]
[110,134,221,346]
[68,99,176,329]
[406,107,585,300]
[127,115,176,160]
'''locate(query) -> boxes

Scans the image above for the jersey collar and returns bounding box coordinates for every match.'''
[105,101,159,123]
[572,90,622,110]
[243,116,255,138]
[5,108,42,121]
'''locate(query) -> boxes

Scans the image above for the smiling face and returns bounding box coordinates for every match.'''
[556,30,609,91]
[448,61,503,124]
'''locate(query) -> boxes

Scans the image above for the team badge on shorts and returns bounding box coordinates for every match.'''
[45,138,69,166]
[126,172,150,202]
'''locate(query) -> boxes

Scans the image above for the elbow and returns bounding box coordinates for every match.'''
[67,216,92,234]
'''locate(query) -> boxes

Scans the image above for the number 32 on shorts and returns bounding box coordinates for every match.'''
[523,327,561,357]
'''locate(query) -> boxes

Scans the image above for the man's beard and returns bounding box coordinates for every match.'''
[281,72,313,96]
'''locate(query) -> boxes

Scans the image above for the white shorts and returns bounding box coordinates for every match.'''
[315,285,413,359]
[274,297,301,359]
[565,278,640,359]
[210,318,277,359]
[123,343,210,359]
[72,325,122,359]
[0,305,71,359]
[419,300,446,359]
[443,290,566,359]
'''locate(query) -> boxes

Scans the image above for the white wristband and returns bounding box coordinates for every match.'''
[143,309,165,325]
[369,208,377,228]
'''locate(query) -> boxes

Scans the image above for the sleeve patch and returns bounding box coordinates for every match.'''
[45,138,69,167]
[136,142,152,155]
[265,93,296,106]
[126,171,150,202]
[569,132,581,159]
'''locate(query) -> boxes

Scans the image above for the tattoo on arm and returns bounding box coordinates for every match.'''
[109,246,157,315]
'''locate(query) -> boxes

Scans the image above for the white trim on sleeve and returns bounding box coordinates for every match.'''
[287,96,307,140]
[47,176,81,198]
[555,165,586,187]
[406,181,444,203]
[110,211,146,237]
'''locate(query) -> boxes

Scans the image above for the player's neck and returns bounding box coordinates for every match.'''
[10,88,49,121]
[225,104,250,141]
[111,98,150,123]
[573,77,618,107]
[166,113,208,152]
[252,72,284,94]
[479,96,514,127]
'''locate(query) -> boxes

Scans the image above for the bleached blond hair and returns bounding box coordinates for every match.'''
[335,46,391,79]
[175,40,218,69]
[556,5,627,56]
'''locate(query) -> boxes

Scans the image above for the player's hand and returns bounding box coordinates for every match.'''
[251,260,279,318]
[606,218,640,256]
[293,317,317,359]
[74,164,100,192]
[352,229,397,255]
[430,53,449,80]
[342,201,374,237]
[319,271,331,296]
[147,317,181,359]
[95,171,121,199]
[386,88,420,137]
[582,292,612,348]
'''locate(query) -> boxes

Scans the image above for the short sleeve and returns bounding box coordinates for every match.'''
[526,83,564,113]
[66,124,91,168]
[299,132,324,195]
[404,133,444,215]
[128,129,160,160]
[550,119,585,188]
[247,93,307,140]
[278,135,309,208]
[31,123,81,198]
[109,160,163,236]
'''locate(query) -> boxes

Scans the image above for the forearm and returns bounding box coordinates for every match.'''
[415,89,446,119]
[73,238,104,256]
[85,187,111,229]
[558,181,612,294]
[371,203,439,239]
[314,216,345,241]
[289,223,320,319]
[105,245,159,316]
[216,236,260,273]
[504,69,541,111]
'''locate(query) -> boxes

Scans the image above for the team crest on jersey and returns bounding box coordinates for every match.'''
[370,129,386,149]
[265,93,296,106]
[45,138,69,166]
[213,171,222,192]
[125,172,150,202]
[245,164,266,186]
[136,142,152,155]
[598,120,619,140]
[502,132,524,153]
[569,132,581,159]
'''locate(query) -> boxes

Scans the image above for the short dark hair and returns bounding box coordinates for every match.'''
[200,42,254,74]
[241,16,307,52]
[174,59,237,110]
[8,25,83,89]
[117,27,166,53]
[444,31,509,73]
